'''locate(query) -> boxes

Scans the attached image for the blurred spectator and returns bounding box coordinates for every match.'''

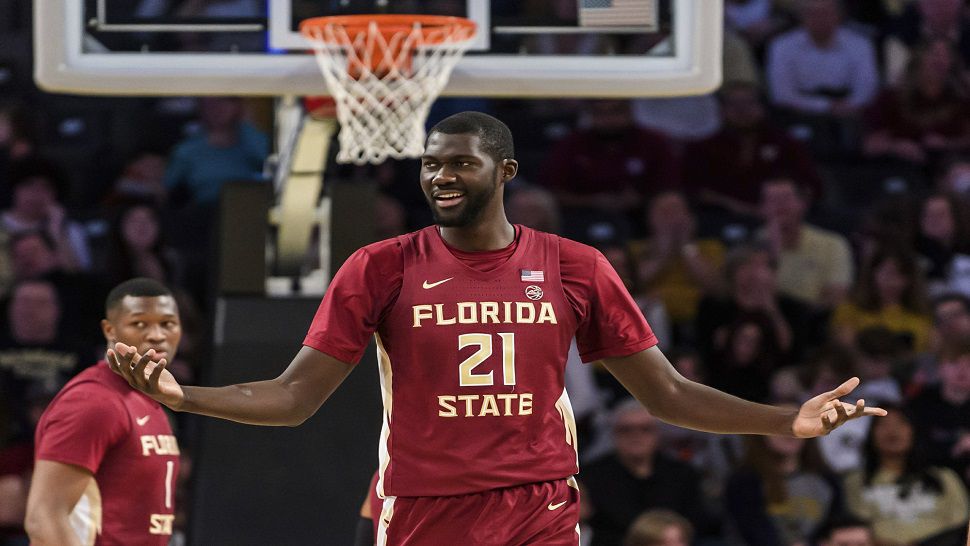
[932,294,970,349]
[598,243,671,347]
[802,344,860,396]
[852,327,906,405]
[0,101,35,200]
[908,292,970,393]
[759,177,854,310]
[936,154,970,196]
[863,40,970,166]
[724,0,793,54]
[505,183,562,234]
[623,509,694,546]
[102,201,185,288]
[1,157,91,271]
[725,434,841,546]
[631,93,721,143]
[843,406,969,546]
[852,197,918,269]
[831,246,932,351]
[0,385,53,546]
[0,280,89,436]
[908,339,970,487]
[164,96,269,206]
[883,0,970,84]
[916,193,970,296]
[695,243,816,361]
[8,231,108,345]
[770,365,810,402]
[683,81,823,219]
[766,0,879,118]
[631,192,725,338]
[633,27,762,148]
[540,100,679,239]
[581,400,710,546]
[374,193,409,240]
[102,150,169,207]
[817,515,876,546]
[709,314,785,403]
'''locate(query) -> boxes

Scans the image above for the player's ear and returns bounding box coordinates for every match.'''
[101,318,115,345]
[500,159,518,183]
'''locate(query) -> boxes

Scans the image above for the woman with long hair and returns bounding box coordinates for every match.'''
[102,201,184,288]
[843,406,969,546]
[831,245,931,351]
[709,314,785,403]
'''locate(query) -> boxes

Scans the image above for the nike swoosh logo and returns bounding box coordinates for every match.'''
[422,277,454,289]
[136,415,150,426]
[548,500,567,511]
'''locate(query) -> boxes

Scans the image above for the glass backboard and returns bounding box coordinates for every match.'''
[35,0,721,97]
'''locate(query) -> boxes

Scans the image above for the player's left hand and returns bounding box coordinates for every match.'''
[791,377,887,438]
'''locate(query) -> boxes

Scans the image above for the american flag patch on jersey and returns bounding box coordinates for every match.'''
[521,270,545,282]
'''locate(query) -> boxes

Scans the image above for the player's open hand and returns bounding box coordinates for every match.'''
[791,377,887,438]
[106,342,185,410]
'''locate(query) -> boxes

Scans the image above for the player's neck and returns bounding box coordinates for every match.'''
[438,219,515,252]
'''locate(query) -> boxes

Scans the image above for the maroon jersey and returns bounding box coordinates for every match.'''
[34,362,179,545]
[304,226,657,497]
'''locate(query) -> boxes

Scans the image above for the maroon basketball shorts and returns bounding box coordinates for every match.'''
[376,477,581,545]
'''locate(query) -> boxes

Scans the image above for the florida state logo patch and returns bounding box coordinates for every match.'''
[525,285,543,300]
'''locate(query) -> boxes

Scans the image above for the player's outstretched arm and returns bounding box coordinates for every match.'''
[601,346,886,437]
[24,461,90,546]
[107,343,354,426]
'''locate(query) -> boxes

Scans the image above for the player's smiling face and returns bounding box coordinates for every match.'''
[420,132,503,228]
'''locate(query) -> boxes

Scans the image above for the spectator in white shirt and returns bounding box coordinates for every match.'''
[767,0,879,118]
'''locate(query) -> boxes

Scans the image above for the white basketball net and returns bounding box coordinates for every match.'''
[304,19,476,165]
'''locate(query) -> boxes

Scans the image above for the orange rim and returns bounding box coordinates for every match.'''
[300,14,476,45]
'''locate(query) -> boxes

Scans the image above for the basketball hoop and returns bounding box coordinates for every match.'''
[301,15,477,165]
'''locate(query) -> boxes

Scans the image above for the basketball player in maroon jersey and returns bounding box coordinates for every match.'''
[108,112,885,545]
[26,278,181,545]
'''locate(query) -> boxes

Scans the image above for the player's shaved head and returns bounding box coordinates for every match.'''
[427,111,514,164]
[105,277,173,317]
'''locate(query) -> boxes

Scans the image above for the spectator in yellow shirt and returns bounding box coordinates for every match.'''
[632,192,725,339]
[832,246,932,351]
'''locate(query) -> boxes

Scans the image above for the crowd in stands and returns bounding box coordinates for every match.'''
[2,0,970,544]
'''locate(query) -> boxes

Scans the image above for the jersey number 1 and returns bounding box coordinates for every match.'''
[458,333,515,387]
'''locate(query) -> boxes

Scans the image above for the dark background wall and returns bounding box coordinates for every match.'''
[190,297,382,545]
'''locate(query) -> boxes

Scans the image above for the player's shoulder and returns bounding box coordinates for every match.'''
[43,372,129,427]
[555,234,603,266]
[57,378,123,404]
[355,235,404,258]
[345,235,407,271]
[55,363,128,401]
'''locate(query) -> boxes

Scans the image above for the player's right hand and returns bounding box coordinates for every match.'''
[107,342,185,410]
